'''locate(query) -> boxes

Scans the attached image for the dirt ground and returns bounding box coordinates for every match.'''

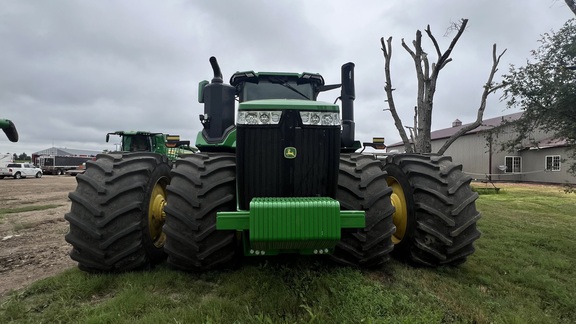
[0,175,78,298]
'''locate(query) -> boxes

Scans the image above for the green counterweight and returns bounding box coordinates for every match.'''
[217,197,365,255]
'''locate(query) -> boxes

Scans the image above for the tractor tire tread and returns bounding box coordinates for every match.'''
[65,152,171,272]
[164,153,238,271]
[330,154,395,268]
[384,153,481,266]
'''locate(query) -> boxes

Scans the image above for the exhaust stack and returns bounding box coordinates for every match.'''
[340,62,355,148]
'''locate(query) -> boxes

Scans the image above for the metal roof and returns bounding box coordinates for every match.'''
[523,137,569,150]
[33,147,101,156]
[387,112,524,148]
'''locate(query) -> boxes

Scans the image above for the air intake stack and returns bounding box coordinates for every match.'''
[199,56,236,143]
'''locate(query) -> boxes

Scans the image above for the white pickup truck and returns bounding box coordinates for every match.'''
[0,163,43,179]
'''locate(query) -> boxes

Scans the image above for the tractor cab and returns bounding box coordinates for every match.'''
[129,134,153,152]
[107,131,162,153]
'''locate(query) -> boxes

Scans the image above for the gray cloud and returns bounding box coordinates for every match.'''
[0,0,573,156]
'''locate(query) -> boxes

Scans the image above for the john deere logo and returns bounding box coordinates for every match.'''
[284,147,297,159]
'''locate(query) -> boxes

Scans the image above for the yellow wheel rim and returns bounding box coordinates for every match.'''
[148,178,168,248]
[388,176,408,245]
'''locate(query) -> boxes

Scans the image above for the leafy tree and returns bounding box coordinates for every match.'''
[18,152,29,161]
[502,19,576,175]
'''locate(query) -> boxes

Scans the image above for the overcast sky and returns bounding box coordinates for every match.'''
[0,0,573,156]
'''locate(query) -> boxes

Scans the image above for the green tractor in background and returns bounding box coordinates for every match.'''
[1,119,18,142]
[105,131,197,161]
[65,57,480,272]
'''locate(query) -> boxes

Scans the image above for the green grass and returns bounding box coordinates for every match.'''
[1,186,575,323]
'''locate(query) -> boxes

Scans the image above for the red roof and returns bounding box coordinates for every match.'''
[524,137,569,150]
[387,112,524,148]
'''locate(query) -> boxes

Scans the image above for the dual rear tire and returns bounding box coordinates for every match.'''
[329,153,481,267]
[383,154,481,266]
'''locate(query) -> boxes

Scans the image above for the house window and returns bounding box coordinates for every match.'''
[505,156,522,173]
[545,155,561,171]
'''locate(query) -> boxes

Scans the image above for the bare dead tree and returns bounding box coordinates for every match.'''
[437,44,507,155]
[381,18,505,154]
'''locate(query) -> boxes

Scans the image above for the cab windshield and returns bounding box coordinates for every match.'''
[239,80,315,102]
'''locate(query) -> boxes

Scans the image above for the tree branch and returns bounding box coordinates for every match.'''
[413,106,418,138]
[437,44,507,155]
[401,38,416,59]
[381,37,413,152]
[425,24,442,59]
[565,0,576,16]
[438,57,453,70]
[423,52,430,79]
[403,30,428,148]
[431,19,468,78]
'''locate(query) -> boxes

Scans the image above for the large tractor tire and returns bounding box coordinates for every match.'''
[65,152,171,272]
[330,154,396,268]
[163,153,239,271]
[382,154,481,266]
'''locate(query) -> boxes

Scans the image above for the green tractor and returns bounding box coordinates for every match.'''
[105,131,197,161]
[65,57,480,272]
[1,119,18,142]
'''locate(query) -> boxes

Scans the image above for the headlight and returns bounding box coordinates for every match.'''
[237,111,282,125]
[300,112,340,126]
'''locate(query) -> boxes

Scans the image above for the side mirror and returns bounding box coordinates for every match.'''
[0,119,18,142]
[198,80,209,103]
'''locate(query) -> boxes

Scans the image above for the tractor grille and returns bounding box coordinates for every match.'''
[236,110,340,210]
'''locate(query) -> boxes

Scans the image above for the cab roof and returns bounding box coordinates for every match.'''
[230,71,325,86]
